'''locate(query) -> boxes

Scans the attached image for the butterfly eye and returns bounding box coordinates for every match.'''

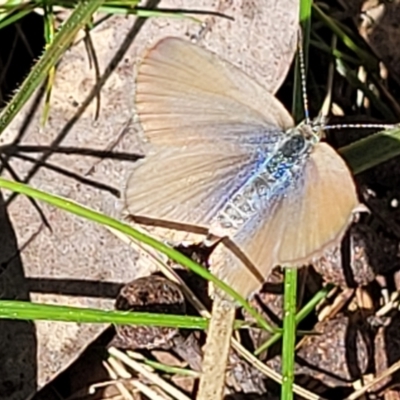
[281,134,307,158]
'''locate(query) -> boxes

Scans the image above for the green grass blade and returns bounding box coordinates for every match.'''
[283,1,312,397]
[41,3,56,126]
[312,3,378,71]
[299,0,312,62]
[0,177,275,333]
[255,284,334,354]
[280,267,297,400]
[0,0,111,134]
[0,300,209,328]
[292,0,312,123]
[340,127,400,175]
[310,36,361,65]
[0,6,34,28]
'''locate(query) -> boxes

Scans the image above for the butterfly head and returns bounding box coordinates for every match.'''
[280,123,319,167]
[296,121,321,144]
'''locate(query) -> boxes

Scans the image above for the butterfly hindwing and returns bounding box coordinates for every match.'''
[125,143,270,244]
[210,143,359,298]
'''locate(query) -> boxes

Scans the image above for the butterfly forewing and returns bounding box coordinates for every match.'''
[128,36,296,244]
[136,37,294,146]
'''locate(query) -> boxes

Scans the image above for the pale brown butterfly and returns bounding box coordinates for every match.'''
[125,37,360,299]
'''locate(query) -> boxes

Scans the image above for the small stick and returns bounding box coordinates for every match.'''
[196,293,236,400]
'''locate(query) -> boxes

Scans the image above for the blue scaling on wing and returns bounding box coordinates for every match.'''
[199,124,289,225]
[211,131,314,236]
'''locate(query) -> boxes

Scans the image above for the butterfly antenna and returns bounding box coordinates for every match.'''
[297,29,310,125]
[324,122,399,131]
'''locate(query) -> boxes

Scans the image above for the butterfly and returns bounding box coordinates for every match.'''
[124,37,360,299]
